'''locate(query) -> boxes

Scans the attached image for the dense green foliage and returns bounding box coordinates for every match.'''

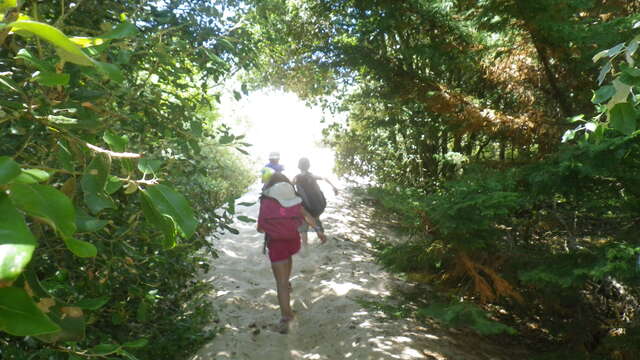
[246,0,640,357]
[1,1,253,359]
[4,0,640,358]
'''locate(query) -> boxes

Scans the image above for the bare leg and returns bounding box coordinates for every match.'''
[300,231,308,247]
[271,257,294,320]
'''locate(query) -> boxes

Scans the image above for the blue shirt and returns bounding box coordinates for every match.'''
[265,162,284,173]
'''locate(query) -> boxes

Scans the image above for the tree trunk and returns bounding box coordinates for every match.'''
[529,33,573,118]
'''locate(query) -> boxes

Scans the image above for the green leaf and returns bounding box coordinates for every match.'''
[81,154,111,213]
[69,36,105,48]
[597,61,612,85]
[9,183,76,237]
[0,74,20,93]
[34,71,70,86]
[626,35,640,66]
[90,344,121,356]
[0,0,16,12]
[11,169,50,184]
[0,287,60,336]
[237,215,256,223]
[136,299,152,323]
[63,237,97,257]
[621,64,640,78]
[115,49,133,64]
[567,115,585,123]
[607,42,625,58]
[72,296,109,310]
[592,49,608,63]
[47,114,77,124]
[5,21,95,66]
[188,138,201,154]
[606,79,632,109]
[219,135,234,145]
[75,209,108,233]
[591,85,615,104]
[95,61,124,83]
[227,199,235,215]
[103,131,128,152]
[118,350,142,360]
[142,184,197,238]
[137,158,163,173]
[561,129,576,143]
[122,338,149,349]
[140,192,177,248]
[0,156,21,185]
[237,201,256,207]
[56,140,75,172]
[84,193,115,214]
[190,120,203,137]
[608,103,638,135]
[0,194,37,281]
[105,176,122,195]
[83,154,111,195]
[619,65,640,86]
[15,48,54,71]
[102,22,138,39]
[217,38,235,52]
[593,123,605,141]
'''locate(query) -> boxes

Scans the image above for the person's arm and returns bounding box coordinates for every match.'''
[301,207,327,243]
[320,176,339,195]
[256,198,265,233]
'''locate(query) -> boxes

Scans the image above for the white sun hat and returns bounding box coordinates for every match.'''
[268,151,280,160]
[263,182,302,207]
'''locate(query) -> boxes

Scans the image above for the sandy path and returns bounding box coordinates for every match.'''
[191,184,528,360]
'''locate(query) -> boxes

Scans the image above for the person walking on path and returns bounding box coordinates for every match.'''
[261,151,284,188]
[257,172,326,334]
[293,157,339,248]
[265,151,284,173]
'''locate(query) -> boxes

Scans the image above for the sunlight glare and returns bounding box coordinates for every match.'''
[321,280,365,296]
[222,89,343,184]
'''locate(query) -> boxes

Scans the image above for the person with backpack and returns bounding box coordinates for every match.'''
[257,172,326,334]
[293,157,339,248]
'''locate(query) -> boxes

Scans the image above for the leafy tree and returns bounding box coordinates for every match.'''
[1,1,254,359]
[245,0,640,356]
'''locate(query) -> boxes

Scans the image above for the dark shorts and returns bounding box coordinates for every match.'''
[267,236,301,263]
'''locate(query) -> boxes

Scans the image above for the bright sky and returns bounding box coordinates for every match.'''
[220,89,342,184]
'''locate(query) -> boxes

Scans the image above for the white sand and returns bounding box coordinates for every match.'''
[191,184,527,360]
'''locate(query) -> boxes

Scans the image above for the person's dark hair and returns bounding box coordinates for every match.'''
[265,172,291,189]
[298,157,310,171]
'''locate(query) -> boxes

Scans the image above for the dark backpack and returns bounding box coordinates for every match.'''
[295,173,326,217]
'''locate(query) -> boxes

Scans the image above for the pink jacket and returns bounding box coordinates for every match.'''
[258,197,303,239]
